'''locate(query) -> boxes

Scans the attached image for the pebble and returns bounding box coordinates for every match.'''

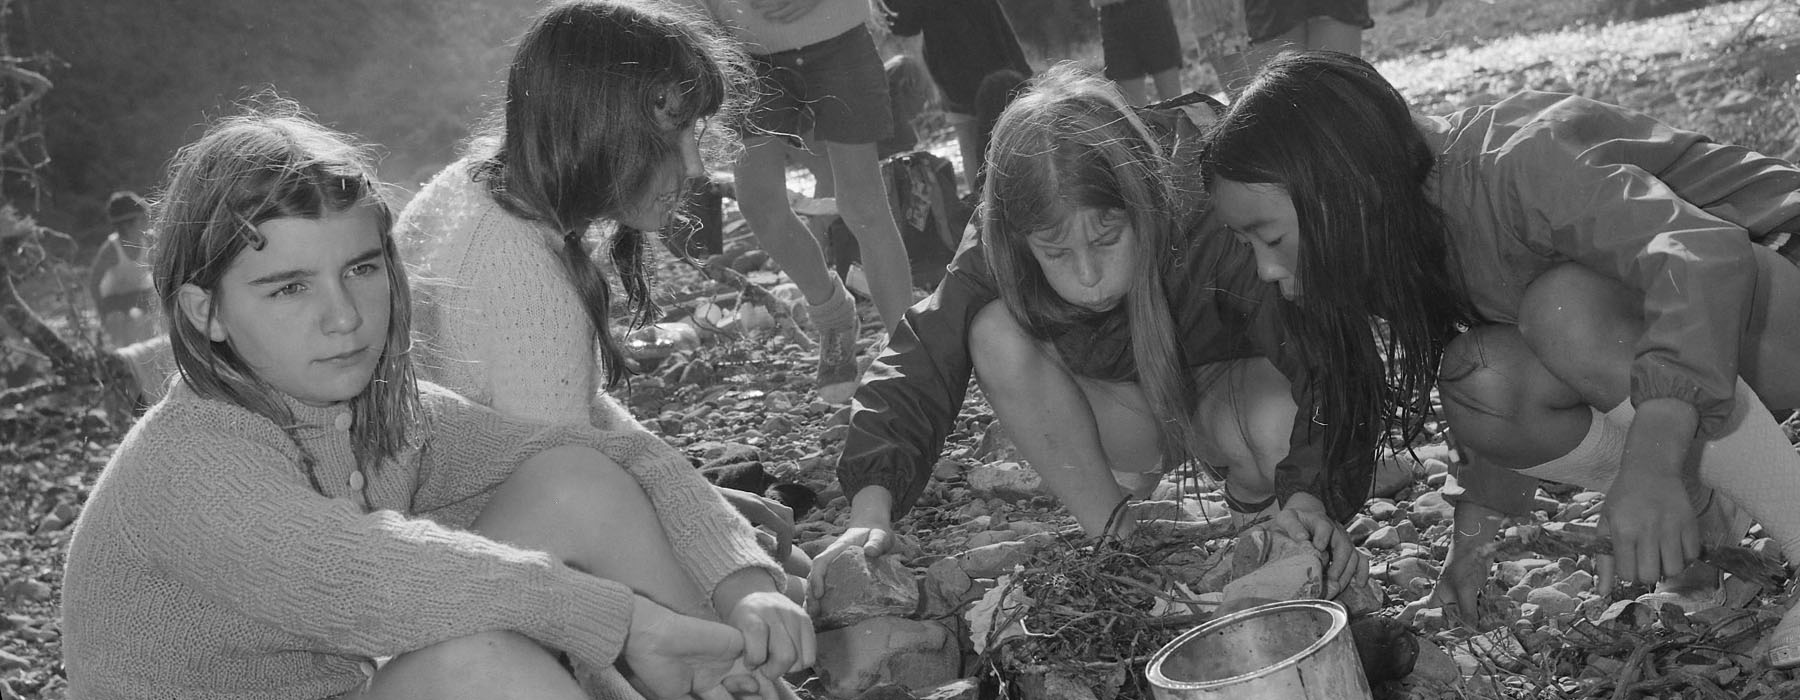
[1526,586,1577,620]
[1346,515,1378,541]
[1408,491,1455,527]
[0,649,24,671]
[2,578,50,603]
[1364,525,1401,550]
[1366,499,1398,521]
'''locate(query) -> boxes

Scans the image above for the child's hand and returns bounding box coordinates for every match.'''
[718,487,797,564]
[1601,470,1700,588]
[624,595,757,700]
[726,590,816,683]
[1267,493,1365,598]
[1604,397,1702,588]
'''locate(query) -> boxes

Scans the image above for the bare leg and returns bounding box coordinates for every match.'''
[972,301,1130,534]
[353,445,718,699]
[349,631,588,700]
[1302,16,1363,56]
[823,139,912,332]
[1148,66,1183,103]
[1114,76,1149,107]
[473,446,713,615]
[972,301,1296,532]
[734,136,838,306]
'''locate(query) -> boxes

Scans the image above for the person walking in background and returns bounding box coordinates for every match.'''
[679,0,915,404]
[1094,0,1185,105]
[87,191,160,348]
[886,0,1034,191]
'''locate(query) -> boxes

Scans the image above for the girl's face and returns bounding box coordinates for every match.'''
[1211,178,1302,300]
[618,89,706,232]
[1026,206,1138,312]
[180,206,392,407]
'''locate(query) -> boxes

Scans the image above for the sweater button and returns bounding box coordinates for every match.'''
[333,412,352,431]
[348,470,366,491]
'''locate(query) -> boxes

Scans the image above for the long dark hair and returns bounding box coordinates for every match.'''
[154,102,420,477]
[1204,51,1484,452]
[983,65,1205,463]
[469,0,749,387]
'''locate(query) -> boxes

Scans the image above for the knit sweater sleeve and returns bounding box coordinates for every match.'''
[121,404,637,672]
[415,383,784,598]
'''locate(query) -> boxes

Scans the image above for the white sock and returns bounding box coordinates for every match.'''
[808,280,856,333]
[1515,407,1628,491]
[1694,379,1800,565]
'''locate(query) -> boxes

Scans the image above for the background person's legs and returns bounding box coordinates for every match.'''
[733,135,862,401]
[1148,66,1183,103]
[823,139,912,333]
[1113,76,1150,106]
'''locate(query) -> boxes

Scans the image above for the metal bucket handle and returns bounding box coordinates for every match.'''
[1144,599,1351,691]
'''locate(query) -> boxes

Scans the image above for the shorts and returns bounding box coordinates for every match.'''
[1244,0,1374,45]
[743,25,893,146]
[1099,0,1183,81]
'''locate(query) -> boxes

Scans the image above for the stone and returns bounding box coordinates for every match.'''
[1385,556,1440,586]
[1367,499,1399,521]
[1409,639,1461,683]
[1523,562,1564,588]
[1408,491,1455,527]
[816,617,961,698]
[1222,546,1325,609]
[1393,520,1419,542]
[922,559,983,616]
[0,650,24,671]
[815,548,921,628]
[931,459,963,481]
[952,535,1055,578]
[1,578,50,603]
[1559,570,1595,593]
[966,462,1043,501]
[820,424,851,444]
[1525,586,1577,620]
[964,529,1020,549]
[1364,525,1401,550]
[760,414,797,436]
[1493,560,1531,587]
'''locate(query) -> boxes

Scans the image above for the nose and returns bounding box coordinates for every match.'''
[1074,252,1104,288]
[1252,245,1289,285]
[321,282,363,335]
[680,130,704,179]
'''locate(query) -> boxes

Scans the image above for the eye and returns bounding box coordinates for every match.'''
[347,261,383,278]
[271,282,306,298]
[1040,248,1070,260]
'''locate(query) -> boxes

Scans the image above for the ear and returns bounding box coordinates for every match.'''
[177,283,228,343]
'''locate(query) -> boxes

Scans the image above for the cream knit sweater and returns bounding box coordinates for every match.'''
[400,160,646,434]
[62,380,779,699]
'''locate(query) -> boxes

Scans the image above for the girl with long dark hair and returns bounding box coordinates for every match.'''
[1204,50,1800,665]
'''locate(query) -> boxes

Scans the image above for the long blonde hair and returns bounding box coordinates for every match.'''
[982,65,1205,463]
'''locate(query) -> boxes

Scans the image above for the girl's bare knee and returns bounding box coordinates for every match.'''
[363,631,582,700]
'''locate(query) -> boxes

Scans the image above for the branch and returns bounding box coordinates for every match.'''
[0,63,50,134]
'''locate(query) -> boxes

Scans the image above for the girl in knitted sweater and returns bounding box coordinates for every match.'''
[399,0,814,599]
[61,104,807,700]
